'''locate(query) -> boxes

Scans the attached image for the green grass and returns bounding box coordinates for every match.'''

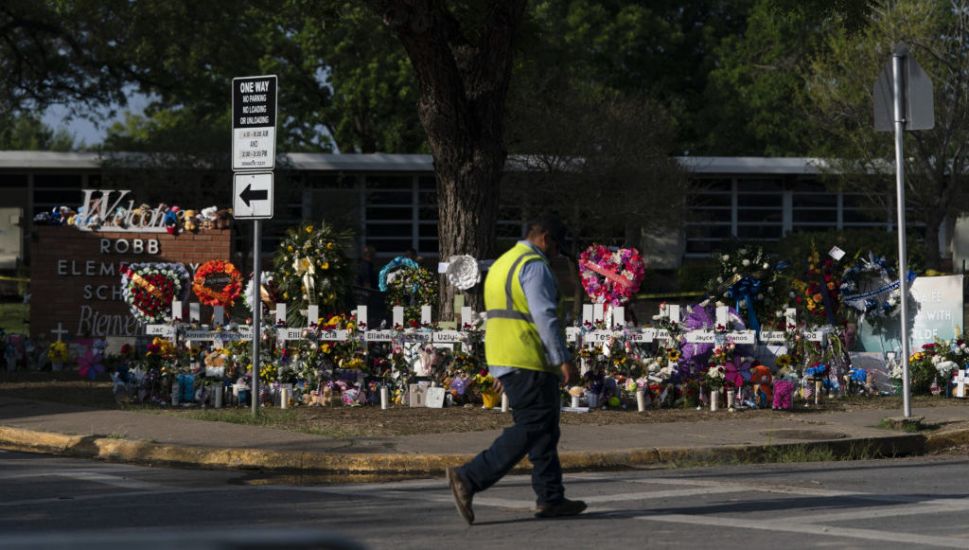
[0,302,27,334]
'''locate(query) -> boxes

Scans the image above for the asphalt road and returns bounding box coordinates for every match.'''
[3,450,969,549]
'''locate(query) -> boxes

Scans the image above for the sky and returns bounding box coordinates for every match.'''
[41,92,152,147]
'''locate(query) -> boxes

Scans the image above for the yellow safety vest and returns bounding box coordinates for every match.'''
[484,243,556,372]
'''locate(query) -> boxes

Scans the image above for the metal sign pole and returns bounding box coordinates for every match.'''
[892,48,912,419]
[251,219,261,417]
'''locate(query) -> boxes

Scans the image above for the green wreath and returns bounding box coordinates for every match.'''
[386,265,438,324]
[273,221,353,325]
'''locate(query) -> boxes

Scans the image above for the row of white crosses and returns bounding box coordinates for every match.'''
[564,304,815,348]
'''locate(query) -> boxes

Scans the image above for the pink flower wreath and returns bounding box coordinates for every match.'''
[578,244,646,305]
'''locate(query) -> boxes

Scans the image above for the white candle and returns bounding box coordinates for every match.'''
[501,392,509,413]
[213,384,223,408]
[636,390,646,412]
[571,395,580,408]
[710,390,719,412]
[279,387,290,409]
[380,386,389,410]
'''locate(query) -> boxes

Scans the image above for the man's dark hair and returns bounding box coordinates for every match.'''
[525,214,568,252]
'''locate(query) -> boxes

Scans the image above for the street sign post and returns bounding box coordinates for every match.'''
[872,43,934,419]
[232,74,278,417]
[233,173,274,219]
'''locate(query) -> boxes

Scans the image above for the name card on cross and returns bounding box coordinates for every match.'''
[759,331,787,343]
[728,330,756,345]
[629,329,654,343]
[685,330,716,344]
[432,330,464,344]
[146,325,176,338]
[587,330,614,343]
[319,330,349,342]
[364,330,395,342]
[277,328,303,341]
[804,330,824,342]
[398,332,431,344]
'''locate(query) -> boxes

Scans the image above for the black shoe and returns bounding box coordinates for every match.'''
[447,467,474,525]
[535,498,587,519]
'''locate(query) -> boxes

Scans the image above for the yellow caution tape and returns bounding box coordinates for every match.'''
[0,275,29,283]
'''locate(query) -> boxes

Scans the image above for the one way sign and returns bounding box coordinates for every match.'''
[233,172,274,219]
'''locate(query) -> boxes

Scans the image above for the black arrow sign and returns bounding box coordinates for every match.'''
[240,184,268,207]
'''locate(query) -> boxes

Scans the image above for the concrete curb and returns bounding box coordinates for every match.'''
[0,425,932,475]
[924,425,969,452]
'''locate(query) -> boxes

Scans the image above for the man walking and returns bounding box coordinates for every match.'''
[447,216,586,524]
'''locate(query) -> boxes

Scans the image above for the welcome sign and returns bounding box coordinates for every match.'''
[30,226,232,340]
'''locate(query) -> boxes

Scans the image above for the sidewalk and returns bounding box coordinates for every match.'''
[2,396,969,475]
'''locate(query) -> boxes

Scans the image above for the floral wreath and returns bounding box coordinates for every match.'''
[578,244,646,306]
[385,264,438,322]
[273,222,353,324]
[121,262,190,323]
[705,246,783,332]
[839,252,912,329]
[378,256,420,292]
[192,260,243,307]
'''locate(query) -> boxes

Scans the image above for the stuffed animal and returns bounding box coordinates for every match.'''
[750,364,773,408]
[773,379,795,410]
[182,209,199,232]
[214,208,233,229]
[112,207,127,227]
[130,204,152,226]
[200,206,219,230]
[164,206,181,235]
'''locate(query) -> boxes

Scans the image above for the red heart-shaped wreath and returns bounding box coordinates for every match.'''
[121,263,190,323]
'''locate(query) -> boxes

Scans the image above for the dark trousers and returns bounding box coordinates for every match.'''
[459,369,564,505]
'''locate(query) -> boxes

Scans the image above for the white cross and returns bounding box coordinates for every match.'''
[50,323,69,342]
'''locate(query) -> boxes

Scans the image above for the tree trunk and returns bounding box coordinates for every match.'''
[368,0,527,319]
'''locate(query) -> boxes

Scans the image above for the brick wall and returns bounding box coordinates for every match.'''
[30,226,232,340]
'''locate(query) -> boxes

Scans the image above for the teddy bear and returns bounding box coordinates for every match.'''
[200,206,218,230]
[182,209,199,232]
[130,204,152,226]
[214,208,233,230]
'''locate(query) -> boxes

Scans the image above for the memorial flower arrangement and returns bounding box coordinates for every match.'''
[121,263,191,323]
[47,341,69,364]
[790,245,841,325]
[908,346,939,395]
[192,260,243,307]
[243,272,281,314]
[705,246,783,332]
[274,222,353,325]
[578,244,647,306]
[384,262,438,323]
